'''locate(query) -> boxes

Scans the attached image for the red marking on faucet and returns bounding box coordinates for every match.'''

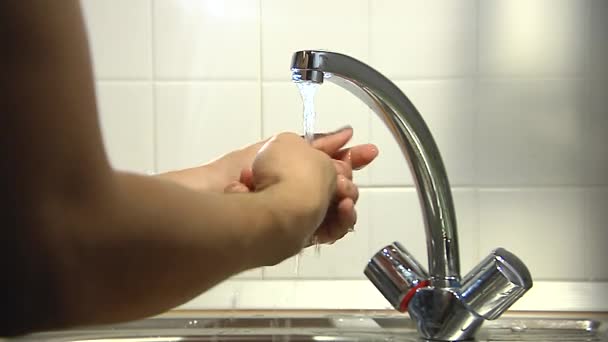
[398,280,430,313]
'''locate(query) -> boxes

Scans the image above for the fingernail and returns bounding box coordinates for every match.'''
[347,226,355,233]
[370,145,379,156]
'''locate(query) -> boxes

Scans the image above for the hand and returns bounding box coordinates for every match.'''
[247,132,337,261]
[156,141,266,193]
[160,126,378,197]
[158,126,378,250]
[226,127,379,246]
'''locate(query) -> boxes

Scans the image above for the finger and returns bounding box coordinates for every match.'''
[328,198,356,242]
[336,175,359,203]
[224,181,251,193]
[334,160,353,180]
[333,144,379,170]
[314,198,356,244]
[239,168,255,190]
[336,197,356,232]
[310,126,353,155]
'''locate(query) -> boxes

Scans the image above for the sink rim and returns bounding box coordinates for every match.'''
[6,310,607,342]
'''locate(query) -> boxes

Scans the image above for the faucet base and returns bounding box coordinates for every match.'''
[408,287,485,341]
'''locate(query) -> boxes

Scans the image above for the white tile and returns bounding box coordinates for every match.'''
[590,0,608,79]
[295,232,369,279]
[95,82,154,173]
[297,190,371,279]
[368,188,478,277]
[81,0,152,79]
[264,189,372,279]
[262,82,372,185]
[479,0,588,76]
[584,79,608,185]
[477,80,586,185]
[261,0,369,81]
[262,255,299,279]
[154,0,259,79]
[369,0,476,79]
[584,188,608,280]
[370,80,475,186]
[452,190,479,274]
[368,189,427,269]
[155,82,261,172]
[479,189,586,280]
[369,117,413,186]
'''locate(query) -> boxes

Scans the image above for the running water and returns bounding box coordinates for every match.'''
[294,81,322,274]
[297,81,319,144]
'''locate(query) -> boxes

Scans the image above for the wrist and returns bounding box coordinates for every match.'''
[237,190,308,267]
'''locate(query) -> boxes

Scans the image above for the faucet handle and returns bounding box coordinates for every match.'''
[460,248,533,320]
[364,242,429,312]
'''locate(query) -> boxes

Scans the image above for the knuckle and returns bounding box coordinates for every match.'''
[334,160,347,174]
[353,186,360,202]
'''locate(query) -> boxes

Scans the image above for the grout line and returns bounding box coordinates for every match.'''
[473,0,480,184]
[473,0,481,264]
[363,0,374,253]
[471,184,608,190]
[366,0,373,187]
[95,79,154,83]
[258,0,264,140]
[257,75,590,85]
[584,0,593,80]
[582,187,590,281]
[358,184,608,190]
[149,0,158,174]
[476,75,589,82]
[582,0,595,281]
[96,76,590,84]
[258,0,265,280]
[142,79,260,83]
[579,0,593,282]
[367,0,372,62]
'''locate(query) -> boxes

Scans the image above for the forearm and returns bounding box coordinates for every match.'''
[0,1,293,335]
[12,171,279,335]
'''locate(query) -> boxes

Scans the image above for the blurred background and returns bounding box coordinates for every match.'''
[80,0,607,312]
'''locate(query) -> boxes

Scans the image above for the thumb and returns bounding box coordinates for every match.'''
[311,126,353,155]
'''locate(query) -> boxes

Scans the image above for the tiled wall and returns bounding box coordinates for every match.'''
[81,0,607,303]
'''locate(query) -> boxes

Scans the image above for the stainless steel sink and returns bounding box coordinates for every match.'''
[5,311,606,342]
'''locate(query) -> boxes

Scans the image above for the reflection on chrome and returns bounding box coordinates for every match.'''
[291,50,533,341]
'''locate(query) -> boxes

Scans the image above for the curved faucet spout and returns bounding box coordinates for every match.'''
[291,50,460,284]
[291,50,533,341]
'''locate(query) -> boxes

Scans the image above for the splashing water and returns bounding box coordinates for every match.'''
[294,81,322,275]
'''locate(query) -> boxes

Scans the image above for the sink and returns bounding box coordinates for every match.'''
[5,311,606,342]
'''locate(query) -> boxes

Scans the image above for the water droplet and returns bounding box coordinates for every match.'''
[511,324,527,332]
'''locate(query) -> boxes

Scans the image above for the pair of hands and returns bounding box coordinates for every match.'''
[231,127,377,248]
[161,126,378,260]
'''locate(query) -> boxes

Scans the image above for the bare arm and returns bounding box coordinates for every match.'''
[0,1,315,335]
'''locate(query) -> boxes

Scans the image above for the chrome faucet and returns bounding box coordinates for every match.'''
[290,50,533,341]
